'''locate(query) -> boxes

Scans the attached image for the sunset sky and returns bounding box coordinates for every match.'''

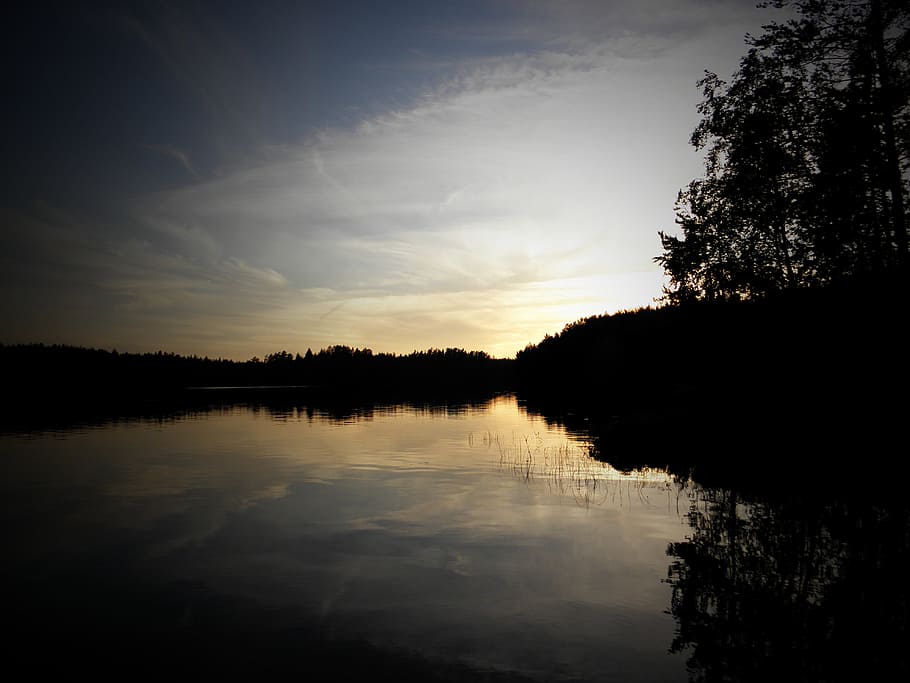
[3,1,777,359]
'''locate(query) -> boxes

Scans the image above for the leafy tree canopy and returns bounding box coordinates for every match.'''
[656,0,909,303]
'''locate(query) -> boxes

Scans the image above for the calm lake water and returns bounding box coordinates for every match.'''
[3,394,907,681]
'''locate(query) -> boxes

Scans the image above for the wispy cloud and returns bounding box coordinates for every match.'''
[116,1,268,159]
[3,1,769,358]
[140,143,199,178]
[121,44,713,356]
[433,0,763,55]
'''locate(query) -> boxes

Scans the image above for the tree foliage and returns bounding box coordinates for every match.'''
[656,0,910,302]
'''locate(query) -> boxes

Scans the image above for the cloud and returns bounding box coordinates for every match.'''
[118,43,715,356]
[4,2,769,358]
[436,0,764,56]
[140,143,199,178]
[116,1,269,158]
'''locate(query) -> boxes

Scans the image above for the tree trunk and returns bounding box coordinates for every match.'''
[869,0,909,262]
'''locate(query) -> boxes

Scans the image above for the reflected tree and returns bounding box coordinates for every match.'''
[666,487,909,681]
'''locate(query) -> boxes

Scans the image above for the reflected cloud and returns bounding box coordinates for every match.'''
[3,394,691,681]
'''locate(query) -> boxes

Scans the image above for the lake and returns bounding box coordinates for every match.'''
[3,394,906,681]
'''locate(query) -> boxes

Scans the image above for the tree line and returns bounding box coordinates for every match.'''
[513,0,909,459]
[0,343,513,402]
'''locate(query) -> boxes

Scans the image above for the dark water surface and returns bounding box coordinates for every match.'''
[3,395,907,681]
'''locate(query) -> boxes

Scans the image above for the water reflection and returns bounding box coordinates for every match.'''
[667,488,910,681]
[0,391,506,436]
[2,395,689,681]
[5,395,902,681]
[486,430,692,511]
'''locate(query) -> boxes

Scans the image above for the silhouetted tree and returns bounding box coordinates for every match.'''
[657,0,909,302]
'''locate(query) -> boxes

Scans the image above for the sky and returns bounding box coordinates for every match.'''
[3,0,779,359]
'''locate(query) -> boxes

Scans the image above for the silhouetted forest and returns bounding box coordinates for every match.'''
[516,269,908,478]
[520,0,909,475]
[6,287,906,462]
[0,343,511,392]
[0,343,513,431]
